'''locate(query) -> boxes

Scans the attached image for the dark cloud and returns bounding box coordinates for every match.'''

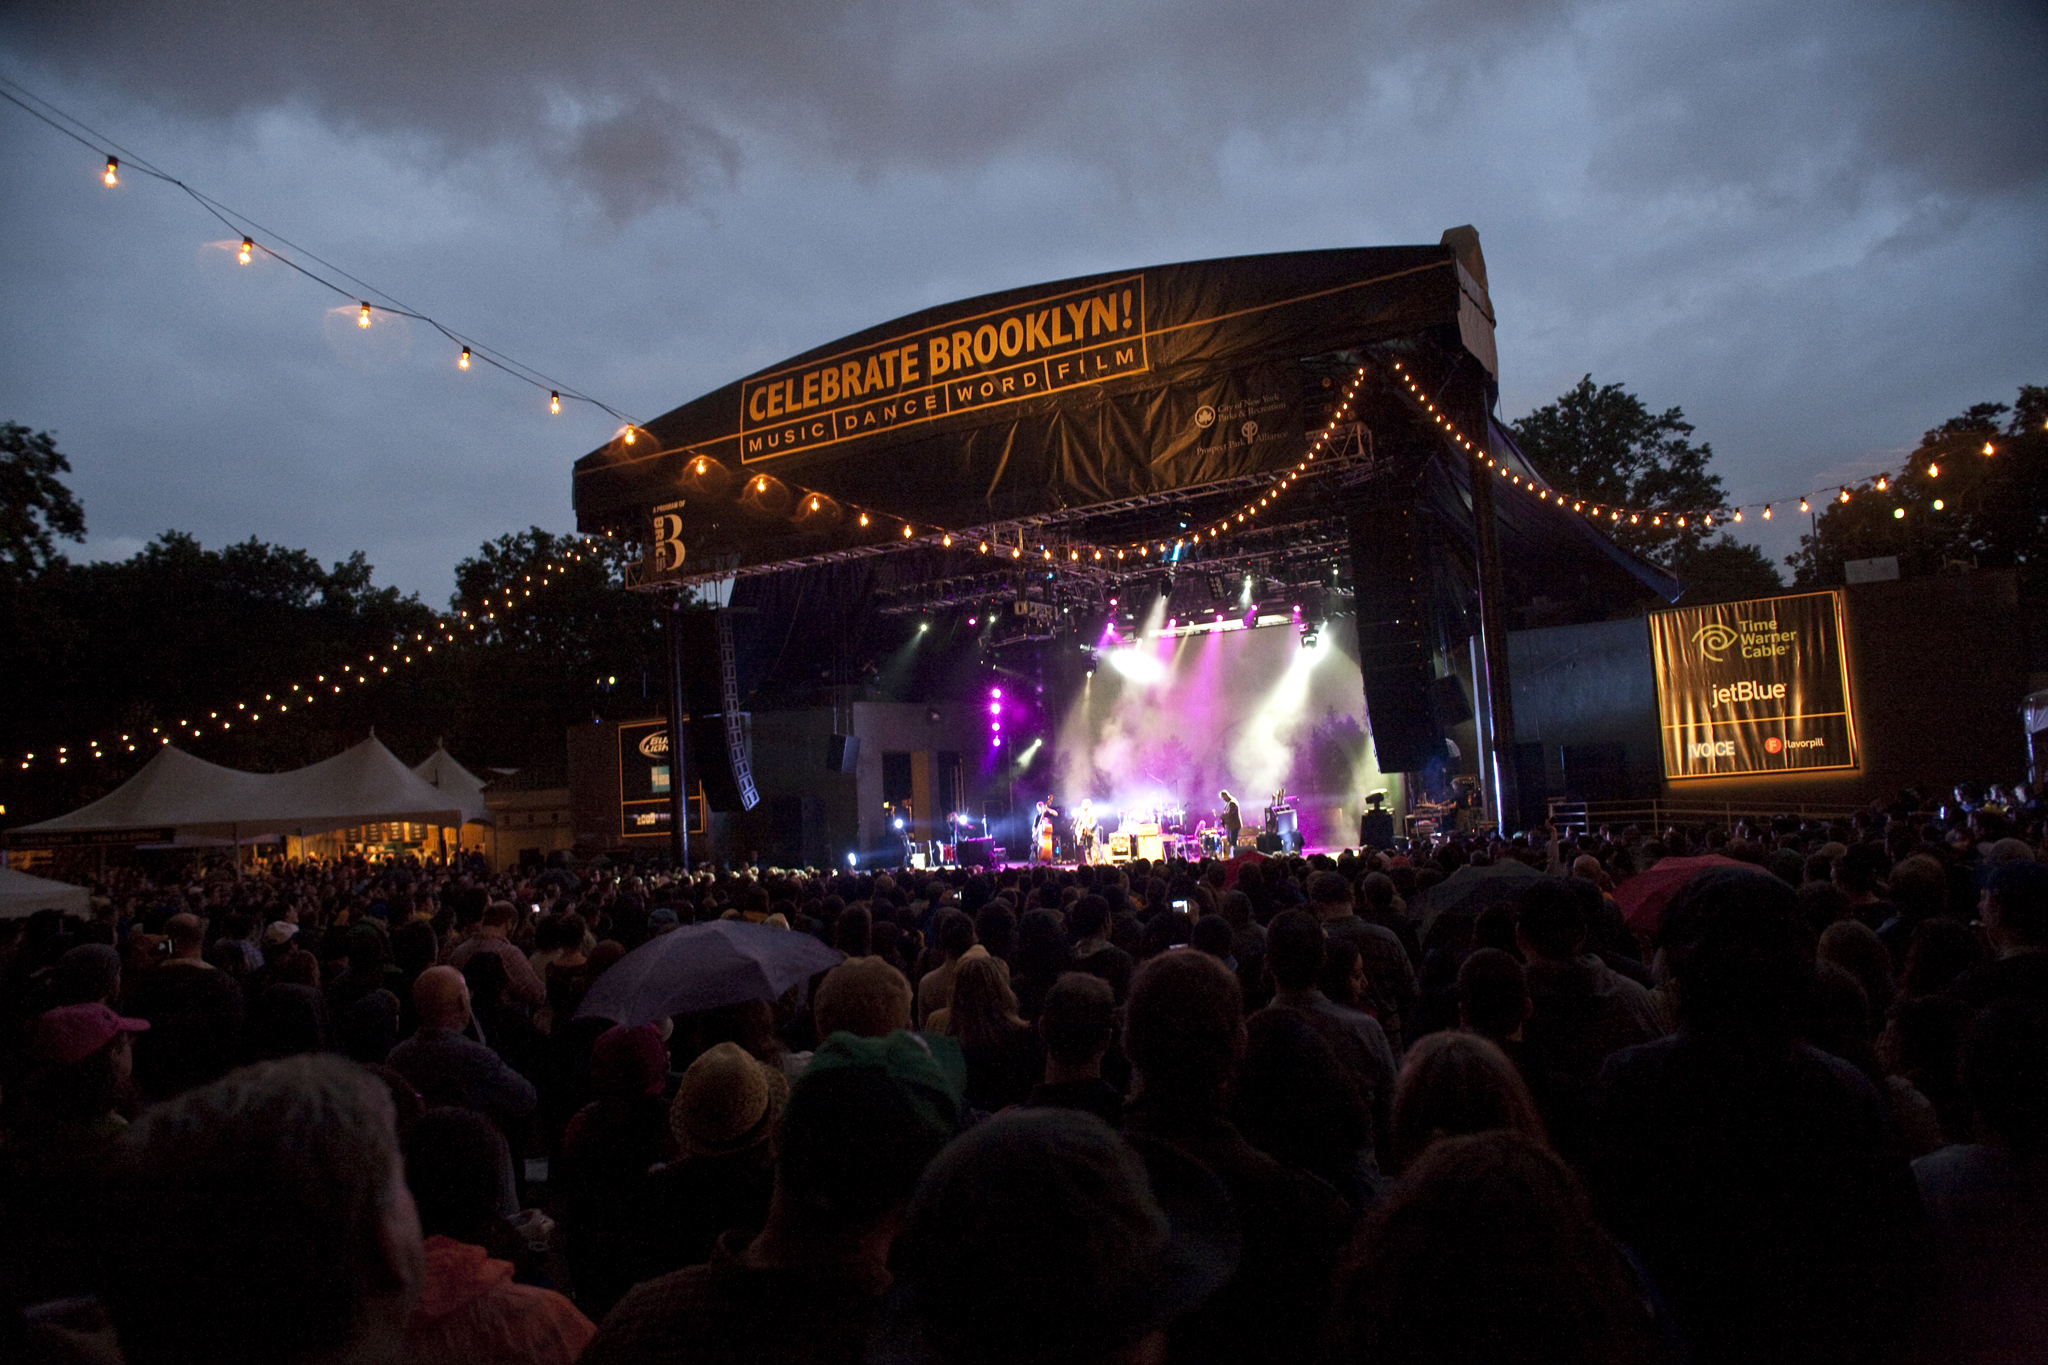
[0,1,2041,595]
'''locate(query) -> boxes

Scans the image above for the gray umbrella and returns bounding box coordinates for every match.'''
[575,920,845,1029]
[1410,858,1548,941]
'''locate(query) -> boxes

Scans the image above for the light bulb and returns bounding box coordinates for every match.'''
[1875,476,1887,491]
[238,237,253,265]
[458,347,471,369]
[1983,442,1996,456]
[757,477,768,491]
[1839,488,1851,503]
[1934,498,1945,510]
[358,302,372,328]
[810,497,820,511]
[550,392,561,414]
[1799,498,1810,513]
[623,426,636,444]
[859,512,870,527]
[903,525,914,539]
[695,459,707,474]
[104,157,118,186]
[1893,507,1905,519]
[1929,462,1939,477]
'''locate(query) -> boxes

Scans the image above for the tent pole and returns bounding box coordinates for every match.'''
[665,593,692,872]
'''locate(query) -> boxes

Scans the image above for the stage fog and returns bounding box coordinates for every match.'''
[1051,599,1402,851]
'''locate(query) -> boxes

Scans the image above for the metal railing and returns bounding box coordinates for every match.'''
[1547,796,1866,833]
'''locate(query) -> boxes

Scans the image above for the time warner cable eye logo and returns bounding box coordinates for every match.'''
[1692,622,1740,663]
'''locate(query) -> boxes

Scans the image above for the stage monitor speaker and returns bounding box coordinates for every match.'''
[956,837,995,868]
[1347,500,1446,774]
[825,733,860,773]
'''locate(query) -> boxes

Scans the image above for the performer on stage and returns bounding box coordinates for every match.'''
[1073,799,1099,865]
[1032,798,1060,864]
[1219,790,1242,852]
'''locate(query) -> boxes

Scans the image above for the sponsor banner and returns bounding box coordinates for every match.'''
[576,246,1465,572]
[617,720,705,838]
[6,826,177,848]
[1649,590,1858,779]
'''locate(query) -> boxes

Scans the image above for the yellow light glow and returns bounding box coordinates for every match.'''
[1929,462,1939,477]
[859,512,870,527]
[903,525,914,539]
[550,391,561,414]
[358,302,372,328]
[103,157,118,186]
[1934,498,1945,510]
[238,237,253,264]
[1984,442,1996,456]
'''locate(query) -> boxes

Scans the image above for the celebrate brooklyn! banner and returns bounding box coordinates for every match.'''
[572,244,1486,575]
[1649,589,1860,780]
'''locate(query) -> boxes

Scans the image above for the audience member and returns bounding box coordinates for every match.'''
[1026,971,1124,1127]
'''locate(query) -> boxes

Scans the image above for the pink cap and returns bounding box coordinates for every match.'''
[36,1002,149,1068]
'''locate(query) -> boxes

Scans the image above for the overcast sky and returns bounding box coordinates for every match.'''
[2,0,2042,601]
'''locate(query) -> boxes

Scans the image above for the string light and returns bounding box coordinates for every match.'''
[549,391,561,414]
[1800,498,1810,513]
[237,236,253,265]
[103,156,117,185]
[1983,442,1996,456]
[357,301,372,328]
[458,346,470,370]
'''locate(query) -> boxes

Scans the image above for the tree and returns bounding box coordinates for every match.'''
[1669,535,1785,605]
[1788,384,2048,592]
[0,422,86,583]
[1510,377,1726,569]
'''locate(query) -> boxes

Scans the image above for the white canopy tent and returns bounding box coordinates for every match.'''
[9,737,466,843]
[0,867,92,919]
[411,745,494,828]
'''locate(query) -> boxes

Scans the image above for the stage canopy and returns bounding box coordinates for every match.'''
[7,737,466,845]
[412,745,494,827]
[574,231,1673,604]
[0,867,91,919]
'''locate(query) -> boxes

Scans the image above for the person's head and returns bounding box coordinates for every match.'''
[885,1108,1231,1365]
[1070,894,1112,941]
[1234,1008,1369,1183]
[1816,919,1895,1028]
[1360,872,1397,915]
[50,942,123,1006]
[1040,972,1116,1071]
[165,912,206,959]
[1661,868,1809,1042]
[772,1030,964,1236]
[835,905,874,957]
[1330,1131,1655,1365]
[934,908,977,960]
[1515,879,1588,964]
[1886,854,1948,922]
[1457,947,1531,1041]
[104,1056,423,1365]
[1960,997,2048,1156]
[1307,871,1352,915]
[250,984,329,1061]
[1264,909,1326,991]
[479,901,517,933]
[1984,861,2048,952]
[1833,843,1889,897]
[1318,938,1367,1010]
[403,1106,511,1245]
[412,965,471,1032]
[27,1002,148,1121]
[1900,915,1988,997]
[947,956,1024,1049]
[975,905,1018,962]
[1388,1030,1547,1174]
[814,956,914,1038]
[589,1022,669,1102]
[1191,913,1236,962]
[669,1040,788,1158]
[1125,950,1243,1107]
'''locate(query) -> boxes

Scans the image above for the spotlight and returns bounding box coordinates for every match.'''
[1301,625,1320,649]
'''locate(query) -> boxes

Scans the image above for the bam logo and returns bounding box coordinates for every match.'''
[637,731,669,758]
[1688,740,1736,759]
[650,500,686,574]
[1692,622,1739,662]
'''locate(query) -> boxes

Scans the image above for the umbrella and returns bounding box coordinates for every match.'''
[1410,858,1547,940]
[1615,854,1750,936]
[576,920,845,1028]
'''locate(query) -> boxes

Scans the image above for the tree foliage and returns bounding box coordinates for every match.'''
[1510,376,1726,569]
[0,422,86,583]
[1788,385,2047,592]
[1669,535,1785,605]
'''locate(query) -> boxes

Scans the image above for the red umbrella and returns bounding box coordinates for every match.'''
[1616,854,1750,935]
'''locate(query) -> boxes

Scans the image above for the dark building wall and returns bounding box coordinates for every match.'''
[1506,616,1663,802]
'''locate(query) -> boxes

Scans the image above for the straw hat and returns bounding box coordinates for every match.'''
[669,1042,788,1157]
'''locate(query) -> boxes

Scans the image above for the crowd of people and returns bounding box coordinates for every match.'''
[0,786,2044,1364]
